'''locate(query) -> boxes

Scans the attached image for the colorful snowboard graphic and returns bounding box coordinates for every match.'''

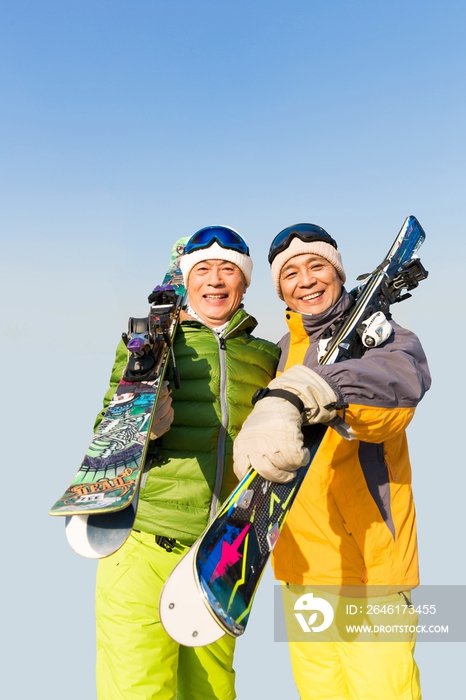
[160,216,428,645]
[50,238,188,528]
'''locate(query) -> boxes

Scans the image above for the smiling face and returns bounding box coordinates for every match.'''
[187,259,247,327]
[279,253,343,314]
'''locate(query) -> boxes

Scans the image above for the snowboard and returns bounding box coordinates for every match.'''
[50,238,188,558]
[160,215,428,645]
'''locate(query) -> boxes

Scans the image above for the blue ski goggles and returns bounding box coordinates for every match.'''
[268,223,338,265]
[185,226,250,256]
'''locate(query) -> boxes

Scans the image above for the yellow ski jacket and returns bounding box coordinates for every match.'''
[272,290,431,594]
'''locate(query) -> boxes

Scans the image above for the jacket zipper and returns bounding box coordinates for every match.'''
[209,334,228,520]
[209,315,251,520]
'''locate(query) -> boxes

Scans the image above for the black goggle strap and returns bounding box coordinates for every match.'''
[268,228,337,265]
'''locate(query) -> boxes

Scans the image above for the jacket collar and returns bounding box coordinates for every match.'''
[181,306,258,338]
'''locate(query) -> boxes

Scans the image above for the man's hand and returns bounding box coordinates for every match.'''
[274,364,339,425]
[233,365,338,483]
[233,395,309,483]
[150,381,174,439]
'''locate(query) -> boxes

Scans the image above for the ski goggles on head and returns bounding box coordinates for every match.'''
[268,223,338,265]
[185,226,250,256]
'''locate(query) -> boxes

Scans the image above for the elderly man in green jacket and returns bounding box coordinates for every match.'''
[95,226,279,700]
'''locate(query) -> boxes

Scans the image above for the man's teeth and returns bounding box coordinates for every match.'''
[302,291,323,300]
[205,295,226,299]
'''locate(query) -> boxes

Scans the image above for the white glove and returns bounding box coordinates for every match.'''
[273,365,339,425]
[233,366,338,483]
[233,396,309,483]
[150,381,174,439]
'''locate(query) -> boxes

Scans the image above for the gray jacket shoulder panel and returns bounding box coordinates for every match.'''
[314,320,431,408]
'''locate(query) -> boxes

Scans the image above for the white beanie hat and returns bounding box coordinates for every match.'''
[180,235,253,287]
[271,237,346,300]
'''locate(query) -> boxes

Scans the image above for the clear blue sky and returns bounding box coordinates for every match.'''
[1,1,464,698]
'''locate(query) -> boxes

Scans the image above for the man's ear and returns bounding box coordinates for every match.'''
[240,273,247,295]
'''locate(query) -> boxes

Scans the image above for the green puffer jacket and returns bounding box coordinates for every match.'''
[95,307,280,545]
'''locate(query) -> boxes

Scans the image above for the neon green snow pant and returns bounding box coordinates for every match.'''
[96,530,236,700]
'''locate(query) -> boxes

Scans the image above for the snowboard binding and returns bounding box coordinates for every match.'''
[122,285,181,383]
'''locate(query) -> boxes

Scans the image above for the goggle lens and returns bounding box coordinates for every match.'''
[185,227,250,255]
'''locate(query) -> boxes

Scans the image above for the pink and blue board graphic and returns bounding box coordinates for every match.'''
[194,425,326,636]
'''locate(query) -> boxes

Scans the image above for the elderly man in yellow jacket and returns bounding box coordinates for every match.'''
[234,224,431,700]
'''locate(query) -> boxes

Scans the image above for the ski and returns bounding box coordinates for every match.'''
[50,238,188,558]
[160,216,428,645]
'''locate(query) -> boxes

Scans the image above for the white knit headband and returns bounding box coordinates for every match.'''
[180,241,253,287]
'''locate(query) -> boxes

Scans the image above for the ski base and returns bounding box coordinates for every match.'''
[159,545,226,647]
[65,499,137,559]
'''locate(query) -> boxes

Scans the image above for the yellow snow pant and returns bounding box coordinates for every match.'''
[96,530,236,700]
[288,639,421,699]
[282,585,421,700]
[281,584,421,700]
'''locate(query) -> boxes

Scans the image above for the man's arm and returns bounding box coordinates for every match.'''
[312,322,431,442]
[233,323,430,481]
[315,323,430,407]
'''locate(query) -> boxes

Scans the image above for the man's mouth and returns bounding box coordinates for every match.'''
[204,294,228,299]
[301,291,324,301]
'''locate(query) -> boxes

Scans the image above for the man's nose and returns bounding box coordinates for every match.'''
[298,269,316,286]
[207,270,223,285]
